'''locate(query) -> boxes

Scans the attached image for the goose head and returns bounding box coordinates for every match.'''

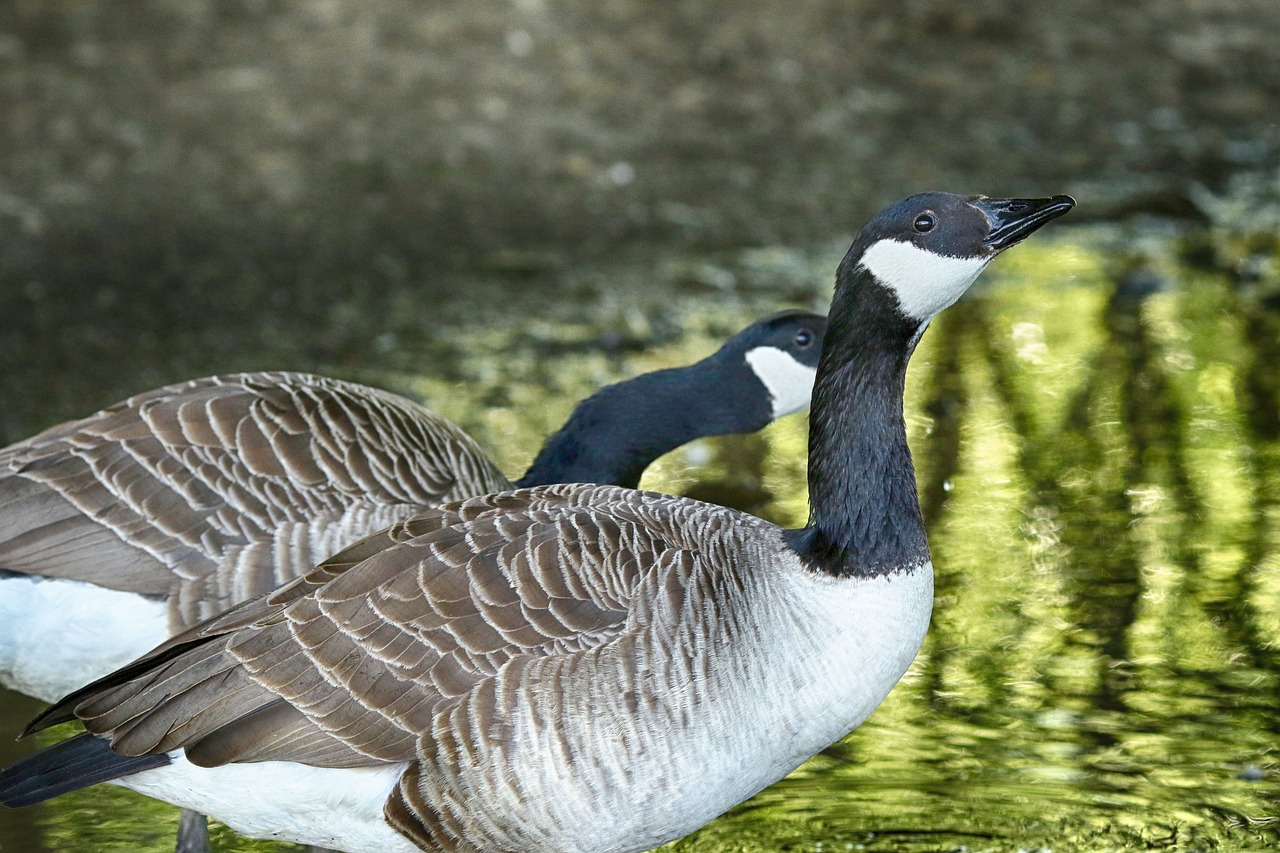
[719,309,827,422]
[517,310,827,490]
[796,192,1075,577]
[845,192,1076,325]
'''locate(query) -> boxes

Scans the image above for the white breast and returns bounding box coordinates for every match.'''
[652,559,935,845]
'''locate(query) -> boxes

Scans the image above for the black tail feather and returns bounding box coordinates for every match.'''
[0,733,170,808]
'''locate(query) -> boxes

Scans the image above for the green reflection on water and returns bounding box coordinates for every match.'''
[1,229,1278,851]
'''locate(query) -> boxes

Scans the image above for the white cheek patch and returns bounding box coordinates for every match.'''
[744,346,817,419]
[859,239,990,321]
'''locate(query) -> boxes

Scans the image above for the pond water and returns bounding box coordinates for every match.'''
[0,218,1278,852]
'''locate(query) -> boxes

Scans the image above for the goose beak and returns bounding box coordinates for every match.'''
[976,195,1076,251]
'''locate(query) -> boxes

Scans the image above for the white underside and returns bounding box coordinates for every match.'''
[0,575,169,702]
[0,574,417,852]
[115,754,417,853]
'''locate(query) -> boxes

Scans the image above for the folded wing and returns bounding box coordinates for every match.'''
[33,484,729,775]
[0,372,511,626]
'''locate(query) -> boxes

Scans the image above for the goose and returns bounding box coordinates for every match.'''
[0,192,1074,853]
[0,310,824,852]
[0,310,825,699]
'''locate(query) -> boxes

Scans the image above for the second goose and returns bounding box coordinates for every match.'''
[0,310,825,702]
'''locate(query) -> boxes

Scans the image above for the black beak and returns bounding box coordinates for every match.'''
[976,195,1076,251]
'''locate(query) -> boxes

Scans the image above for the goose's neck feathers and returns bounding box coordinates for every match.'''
[787,262,930,579]
[516,355,767,490]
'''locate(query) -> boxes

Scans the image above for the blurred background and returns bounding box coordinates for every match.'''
[1,1,1278,851]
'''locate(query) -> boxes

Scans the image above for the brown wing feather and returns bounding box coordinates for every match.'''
[0,372,511,626]
[39,484,753,772]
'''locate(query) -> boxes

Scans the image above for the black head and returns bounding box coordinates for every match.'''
[715,310,828,419]
[718,309,826,366]
[515,309,827,489]
[790,192,1073,577]
[841,192,1076,323]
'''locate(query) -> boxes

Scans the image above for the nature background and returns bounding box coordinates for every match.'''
[1,1,1279,851]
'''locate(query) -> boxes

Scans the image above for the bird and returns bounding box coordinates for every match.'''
[0,192,1074,853]
[0,310,825,699]
[0,309,825,853]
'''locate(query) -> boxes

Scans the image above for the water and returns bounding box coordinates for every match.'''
[0,223,1278,851]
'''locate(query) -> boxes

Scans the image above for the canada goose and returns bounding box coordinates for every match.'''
[0,193,1074,853]
[0,309,824,703]
[0,311,823,852]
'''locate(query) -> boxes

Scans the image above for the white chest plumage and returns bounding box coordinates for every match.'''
[428,553,935,853]
[592,558,934,853]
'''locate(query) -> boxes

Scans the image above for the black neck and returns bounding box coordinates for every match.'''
[516,356,769,490]
[785,264,930,578]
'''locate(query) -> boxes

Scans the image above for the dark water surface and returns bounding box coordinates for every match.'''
[0,221,1277,851]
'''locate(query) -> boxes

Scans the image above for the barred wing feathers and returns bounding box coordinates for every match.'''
[0,372,511,626]
[38,485,767,787]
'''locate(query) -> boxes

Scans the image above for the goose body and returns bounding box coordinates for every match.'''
[22,490,929,853]
[0,373,511,704]
[0,311,825,706]
[0,193,1074,852]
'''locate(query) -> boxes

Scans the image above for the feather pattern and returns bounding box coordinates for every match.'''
[59,485,733,762]
[33,483,928,853]
[0,372,511,628]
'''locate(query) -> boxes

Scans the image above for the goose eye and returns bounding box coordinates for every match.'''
[793,329,813,348]
[913,213,936,233]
